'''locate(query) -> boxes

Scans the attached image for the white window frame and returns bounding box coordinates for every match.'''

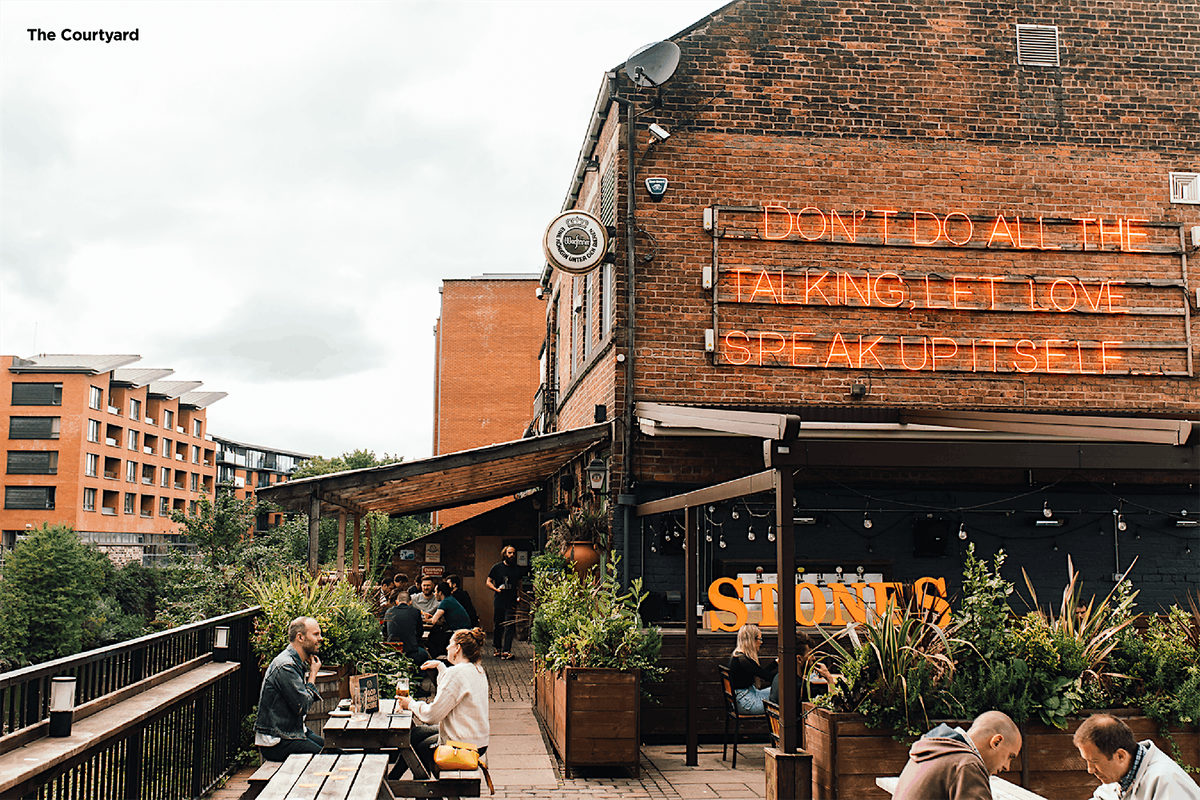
[86,453,99,477]
[89,386,103,410]
[87,419,101,443]
[83,487,96,512]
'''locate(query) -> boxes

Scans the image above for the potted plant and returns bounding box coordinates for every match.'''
[803,547,1200,799]
[546,500,609,576]
[530,552,665,777]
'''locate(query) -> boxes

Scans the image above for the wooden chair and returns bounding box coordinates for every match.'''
[719,664,766,768]
[764,700,782,750]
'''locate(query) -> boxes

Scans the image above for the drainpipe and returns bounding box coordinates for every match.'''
[620,83,638,589]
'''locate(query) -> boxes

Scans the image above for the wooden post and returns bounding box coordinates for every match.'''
[352,513,361,585]
[365,515,373,580]
[308,493,320,576]
[685,504,699,766]
[337,510,347,578]
[775,464,798,753]
[766,747,812,800]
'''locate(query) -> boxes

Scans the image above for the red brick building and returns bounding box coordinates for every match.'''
[432,274,544,527]
[535,0,1200,613]
[1,355,224,564]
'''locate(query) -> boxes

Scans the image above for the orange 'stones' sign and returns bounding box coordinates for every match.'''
[706,577,951,630]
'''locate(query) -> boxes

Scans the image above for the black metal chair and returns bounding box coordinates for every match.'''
[719,664,767,768]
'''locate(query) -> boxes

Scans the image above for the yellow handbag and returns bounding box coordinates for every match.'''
[433,740,494,794]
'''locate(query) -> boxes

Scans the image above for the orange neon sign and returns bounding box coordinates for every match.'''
[726,269,1127,313]
[721,331,1124,375]
[759,206,1153,252]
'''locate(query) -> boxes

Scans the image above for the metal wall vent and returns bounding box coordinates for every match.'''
[1016,24,1060,66]
[1170,173,1200,204]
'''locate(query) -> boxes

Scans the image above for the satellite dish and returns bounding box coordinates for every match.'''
[624,41,681,87]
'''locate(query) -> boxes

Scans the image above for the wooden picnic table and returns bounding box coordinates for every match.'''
[257,752,391,800]
[877,774,1050,799]
[320,698,482,799]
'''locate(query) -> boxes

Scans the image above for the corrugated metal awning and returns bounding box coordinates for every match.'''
[255,423,610,517]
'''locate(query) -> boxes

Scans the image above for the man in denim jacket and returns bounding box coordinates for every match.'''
[254,616,325,761]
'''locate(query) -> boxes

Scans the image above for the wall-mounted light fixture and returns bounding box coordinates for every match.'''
[214,626,231,663]
[1035,519,1065,527]
[586,457,608,492]
[49,676,77,737]
[794,516,816,525]
[648,123,671,143]
[584,156,600,173]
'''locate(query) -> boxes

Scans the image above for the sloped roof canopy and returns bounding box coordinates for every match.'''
[9,354,141,373]
[255,423,611,518]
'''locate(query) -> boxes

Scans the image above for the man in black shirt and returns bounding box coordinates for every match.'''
[486,545,526,659]
[385,588,429,664]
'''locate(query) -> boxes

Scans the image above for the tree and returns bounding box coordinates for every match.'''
[0,524,108,665]
[171,491,259,569]
[291,449,402,480]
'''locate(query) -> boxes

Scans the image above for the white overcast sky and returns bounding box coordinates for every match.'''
[1,0,727,461]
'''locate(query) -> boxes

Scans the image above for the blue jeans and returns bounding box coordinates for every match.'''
[734,685,770,715]
[260,729,324,761]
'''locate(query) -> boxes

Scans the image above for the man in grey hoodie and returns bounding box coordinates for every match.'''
[893,710,1022,799]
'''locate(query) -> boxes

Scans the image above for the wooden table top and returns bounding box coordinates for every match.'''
[877,775,1049,800]
[258,752,390,800]
[323,698,415,752]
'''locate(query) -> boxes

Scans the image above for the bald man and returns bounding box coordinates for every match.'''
[892,710,1023,800]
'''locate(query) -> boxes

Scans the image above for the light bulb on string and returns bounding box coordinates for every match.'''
[863,512,873,529]
[767,525,776,543]
[705,531,713,543]
[747,526,755,542]
[1043,501,1053,518]
[958,523,968,540]
[718,535,727,549]
[731,509,739,520]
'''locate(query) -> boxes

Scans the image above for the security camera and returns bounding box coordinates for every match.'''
[648,123,671,142]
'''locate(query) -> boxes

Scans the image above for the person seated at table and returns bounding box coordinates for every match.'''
[769,632,842,705]
[728,623,777,715]
[427,581,472,658]
[446,574,478,627]
[892,710,1022,800]
[377,574,396,608]
[254,616,325,761]
[410,576,440,618]
[394,627,490,779]
[386,586,430,662]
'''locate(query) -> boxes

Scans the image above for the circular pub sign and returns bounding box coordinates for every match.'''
[542,210,608,275]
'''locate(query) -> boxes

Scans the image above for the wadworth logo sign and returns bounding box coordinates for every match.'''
[706,575,952,630]
[543,210,608,275]
[707,204,1190,377]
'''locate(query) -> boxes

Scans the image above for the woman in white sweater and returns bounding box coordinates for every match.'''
[396,626,489,776]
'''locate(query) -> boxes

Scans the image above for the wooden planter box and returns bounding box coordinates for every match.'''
[803,704,1200,800]
[534,667,641,778]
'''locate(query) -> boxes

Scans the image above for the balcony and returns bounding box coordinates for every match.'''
[0,611,257,800]
[105,438,118,447]
[103,471,119,480]
[144,446,154,455]
[101,507,117,516]
[107,406,121,416]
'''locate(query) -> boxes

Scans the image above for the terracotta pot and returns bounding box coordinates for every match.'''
[562,541,601,577]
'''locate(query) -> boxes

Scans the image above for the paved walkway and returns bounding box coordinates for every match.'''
[209,638,768,799]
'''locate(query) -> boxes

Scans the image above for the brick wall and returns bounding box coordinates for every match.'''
[539,0,1199,612]
[433,278,544,527]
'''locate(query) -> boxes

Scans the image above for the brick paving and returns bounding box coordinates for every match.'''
[207,637,767,799]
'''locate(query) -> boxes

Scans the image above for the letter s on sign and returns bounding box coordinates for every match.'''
[707,577,747,632]
[914,577,951,627]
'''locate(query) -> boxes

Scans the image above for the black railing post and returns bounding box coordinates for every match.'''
[124,728,144,800]
[191,693,208,799]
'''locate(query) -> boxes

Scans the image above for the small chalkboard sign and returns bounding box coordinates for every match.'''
[350,674,380,714]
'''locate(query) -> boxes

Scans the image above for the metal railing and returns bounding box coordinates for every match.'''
[0,607,261,799]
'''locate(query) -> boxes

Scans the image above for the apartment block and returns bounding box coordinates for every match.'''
[211,435,310,533]
[1,354,225,564]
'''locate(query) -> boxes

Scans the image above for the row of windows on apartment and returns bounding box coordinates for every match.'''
[215,447,301,474]
[3,485,198,517]
[8,416,214,465]
[215,466,280,488]
[10,383,203,437]
[5,448,212,489]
